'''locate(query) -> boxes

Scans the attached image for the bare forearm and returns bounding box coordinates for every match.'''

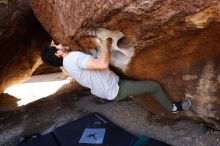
[98,40,111,67]
[86,38,112,70]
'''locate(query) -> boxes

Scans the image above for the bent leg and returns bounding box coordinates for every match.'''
[115,79,173,111]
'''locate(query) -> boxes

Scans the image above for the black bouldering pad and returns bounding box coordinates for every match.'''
[54,112,138,146]
[17,112,171,146]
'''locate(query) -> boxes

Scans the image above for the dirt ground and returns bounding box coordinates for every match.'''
[0,73,220,146]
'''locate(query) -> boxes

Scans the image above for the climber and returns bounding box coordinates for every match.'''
[41,38,191,112]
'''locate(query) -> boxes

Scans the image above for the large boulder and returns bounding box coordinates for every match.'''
[30,0,220,129]
[0,0,51,93]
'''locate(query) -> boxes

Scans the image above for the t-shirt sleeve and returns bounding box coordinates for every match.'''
[75,52,90,69]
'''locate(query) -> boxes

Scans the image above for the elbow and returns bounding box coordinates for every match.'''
[100,62,109,69]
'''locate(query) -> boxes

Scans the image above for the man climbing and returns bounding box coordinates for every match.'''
[41,38,191,112]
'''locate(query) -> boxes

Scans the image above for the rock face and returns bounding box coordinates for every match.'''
[33,63,61,75]
[0,0,51,93]
[30,0,220,129]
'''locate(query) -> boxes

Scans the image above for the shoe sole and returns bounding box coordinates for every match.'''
[181,98,192,110]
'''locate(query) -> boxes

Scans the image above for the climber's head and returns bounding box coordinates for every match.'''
[41,44,70,67]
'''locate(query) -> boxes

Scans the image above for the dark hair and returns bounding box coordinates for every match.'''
[41,46,63,67]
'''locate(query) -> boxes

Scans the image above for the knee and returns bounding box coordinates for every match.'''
[150,81,161,91]
[150,81,160,87]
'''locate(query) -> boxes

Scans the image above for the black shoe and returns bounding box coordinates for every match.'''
[18,133,41,144]
[30,133,41,139]
[174,98,192,111]
[18,135,29,143]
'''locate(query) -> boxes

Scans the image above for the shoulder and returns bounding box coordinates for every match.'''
[68,51,88,57]
[64,51,82,60]
[68,51,80,56]
[63,51,90,67]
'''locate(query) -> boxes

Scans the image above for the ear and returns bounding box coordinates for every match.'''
[55,50,62,58]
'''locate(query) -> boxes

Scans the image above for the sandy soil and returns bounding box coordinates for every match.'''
[0,73,220,146]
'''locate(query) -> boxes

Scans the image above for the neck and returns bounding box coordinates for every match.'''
[62,51,69,58]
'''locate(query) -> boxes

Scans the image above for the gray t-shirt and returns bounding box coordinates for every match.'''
[63,51,119,100]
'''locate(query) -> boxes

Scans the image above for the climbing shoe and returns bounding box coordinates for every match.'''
[174,98,192,111]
